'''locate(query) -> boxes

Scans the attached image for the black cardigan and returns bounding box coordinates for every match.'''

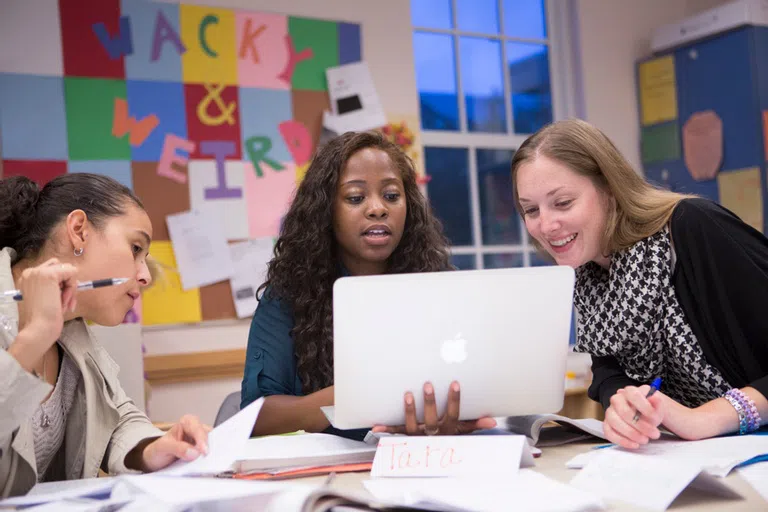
[588,198,768,409]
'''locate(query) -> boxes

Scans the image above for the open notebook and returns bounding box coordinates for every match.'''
[506,414,606,447]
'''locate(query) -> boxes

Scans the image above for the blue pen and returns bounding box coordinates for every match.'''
[632,377,662,423]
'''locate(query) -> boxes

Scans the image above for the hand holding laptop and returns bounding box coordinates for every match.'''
[371,381,497,436]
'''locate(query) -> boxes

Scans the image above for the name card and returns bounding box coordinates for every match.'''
[371,435,533,478]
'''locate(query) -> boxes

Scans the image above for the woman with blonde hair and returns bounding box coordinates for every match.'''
[511,119,767,449]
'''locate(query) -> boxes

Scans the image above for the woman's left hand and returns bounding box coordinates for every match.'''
[140,415,212,472]
[372,381,497,436]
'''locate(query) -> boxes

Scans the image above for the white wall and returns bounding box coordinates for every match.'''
[573,0,731,172]
[145,0,416,425]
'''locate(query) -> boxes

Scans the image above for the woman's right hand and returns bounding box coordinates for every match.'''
[16,258,78,347]
[604,385,664,449]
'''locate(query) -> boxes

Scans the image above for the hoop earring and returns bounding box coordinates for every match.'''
[74,247,84,257]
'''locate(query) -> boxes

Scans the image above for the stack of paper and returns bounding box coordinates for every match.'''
[231,433,377,476]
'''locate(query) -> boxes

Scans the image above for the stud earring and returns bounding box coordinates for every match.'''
[74,247,84,257]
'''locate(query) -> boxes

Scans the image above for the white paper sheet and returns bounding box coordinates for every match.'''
[565,435,768,478]
[570,449,742,512]
[738,461,768,501]
[159,397,264,476]
[0,478,115,507]
[228,238,274,318]
[234,432,376,473]
[324,62,386,133]
[166,209,235,290]
[111,474,290,509]
[364,470,605,512]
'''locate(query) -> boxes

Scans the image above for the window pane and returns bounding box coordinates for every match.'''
[414,32,460,131]
[484,253,524,268]
[477,148,520,245]
[508,43,552,134]
[530,251,554,266]
[424,147,473,245]
[452,254,476,270]
[456,0,499,33]
[411,0,453,29]
[461,37,506,133]
[503,0,547,39]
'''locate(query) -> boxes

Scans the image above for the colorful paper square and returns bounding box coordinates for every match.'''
[236,11,289,90]
[184,83,242,160]
[64,77,130,160]
[2,160,68,186]
[68,160,133,190]
[288,17,339,91]
[0,0,63,75]
[127,80,187,161]
[180,5,238,85]
[60,0,126,79]
[122,0,184,82]
[0,74,68,160]
[239,87,292,164]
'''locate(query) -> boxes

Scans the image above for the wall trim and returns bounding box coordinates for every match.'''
[144,349,246,385]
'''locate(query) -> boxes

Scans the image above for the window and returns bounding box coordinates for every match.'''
[411,0,575,269]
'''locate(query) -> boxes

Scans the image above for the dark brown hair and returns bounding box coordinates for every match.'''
[0,173,144,262]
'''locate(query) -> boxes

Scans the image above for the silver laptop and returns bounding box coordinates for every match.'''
[331,266,575,430]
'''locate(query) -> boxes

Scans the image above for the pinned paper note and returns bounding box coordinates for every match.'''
[229,238,274,318]
[641,123,680,164]
[570,449,742,511]
[324,62,387,132]
[718,167,764,233]
[141,241,202,326]
[371,435,532,479]
[639,55,678,126]
[166,209,235,290]
[683,110,723,181]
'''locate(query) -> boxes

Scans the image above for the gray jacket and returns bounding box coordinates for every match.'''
[0,247,163,497]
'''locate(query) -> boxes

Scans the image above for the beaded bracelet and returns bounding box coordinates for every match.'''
[724,388,762,434]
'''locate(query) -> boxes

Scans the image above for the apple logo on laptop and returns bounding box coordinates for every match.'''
[440,333,468,364]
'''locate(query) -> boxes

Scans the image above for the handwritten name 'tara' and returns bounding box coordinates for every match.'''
[382,441,464,471]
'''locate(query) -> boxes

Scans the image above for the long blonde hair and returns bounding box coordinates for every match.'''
[511,119,692,254]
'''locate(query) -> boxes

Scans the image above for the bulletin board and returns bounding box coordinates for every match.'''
[0,0,370,326]
[637,26,768,237]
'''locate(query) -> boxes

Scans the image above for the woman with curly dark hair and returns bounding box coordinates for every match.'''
[241,131,496,438]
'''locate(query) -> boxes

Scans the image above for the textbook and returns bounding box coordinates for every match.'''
[505,414,606,447]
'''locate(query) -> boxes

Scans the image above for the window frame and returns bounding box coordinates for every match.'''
[414,0,579,269]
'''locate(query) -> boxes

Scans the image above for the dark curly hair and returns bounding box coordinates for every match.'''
[259,131,452,393]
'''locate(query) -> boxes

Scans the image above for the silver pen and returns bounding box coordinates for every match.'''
[0,278,130,302]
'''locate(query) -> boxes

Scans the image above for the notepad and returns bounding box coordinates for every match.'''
[231,432,377,474]
[506,414,606,447]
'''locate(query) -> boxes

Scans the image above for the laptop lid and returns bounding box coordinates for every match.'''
[331,266,575,430]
